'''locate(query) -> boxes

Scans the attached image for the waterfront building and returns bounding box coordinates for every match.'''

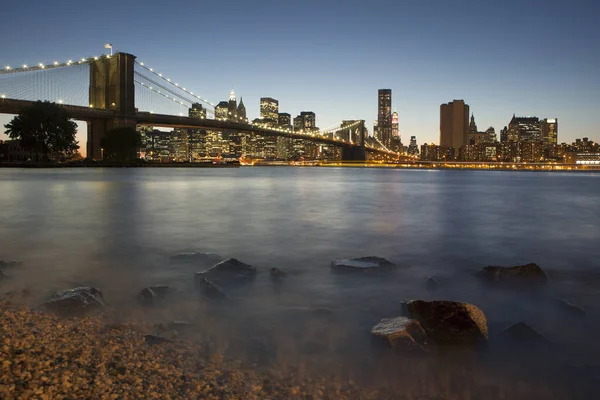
[485,127,497,142]
[408,136,419,156]
[377,89,392,148]
[440,100,469,153]
[500,126,508,143]
[260,97,279,124]
[507,115,540,142]
[540,118,558,158]
[469,113,478,136]
[237,97,247,121]
[276,113,292,160]
[215,101,229,120]
[392,109,399,140]
[189,103,207,119]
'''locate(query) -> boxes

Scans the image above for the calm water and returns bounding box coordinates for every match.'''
[1,167,600,397]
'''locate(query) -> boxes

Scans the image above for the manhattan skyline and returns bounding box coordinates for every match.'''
[1,0,599,154]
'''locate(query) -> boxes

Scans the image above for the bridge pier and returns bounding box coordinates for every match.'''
[341,146,366,161]
[87,53,137,160]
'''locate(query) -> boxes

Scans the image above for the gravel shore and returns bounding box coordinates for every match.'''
[0,298,380,399]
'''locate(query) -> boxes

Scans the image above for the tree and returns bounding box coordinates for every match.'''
[4,101,79,160]
[100,126,141,162]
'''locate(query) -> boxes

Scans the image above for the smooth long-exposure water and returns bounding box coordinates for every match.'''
[1,167,599,398]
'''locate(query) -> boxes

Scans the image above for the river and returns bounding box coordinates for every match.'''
[1,167,599,398]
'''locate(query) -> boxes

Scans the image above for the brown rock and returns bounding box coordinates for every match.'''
[402,300,488,345]
[371,316,427,348]
[479,263,548,285]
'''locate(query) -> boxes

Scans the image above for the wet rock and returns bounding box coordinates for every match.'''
[402,300,488,345]
[138,285,171,305]
[554,298,586,317]
[0,260,22,268]
[270,267,286,279]
[144,334,172,345]
[330,256,396,273]
[478,263,548,285]
[44,287,105,316]
[500,322,545,343]
[195,258,257,285]
[171,252,223,263]
[426,276,439,290]
[196,276,227,299]
[371,316,428,348]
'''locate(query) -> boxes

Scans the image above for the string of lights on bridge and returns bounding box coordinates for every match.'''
[1,54,113,74]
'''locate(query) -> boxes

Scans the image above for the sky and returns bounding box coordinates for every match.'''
[1,0,599,156]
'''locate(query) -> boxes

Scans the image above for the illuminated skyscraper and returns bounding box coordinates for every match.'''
[237,97,246,120]
[440,100,469,151]
[540,118,558,148]
[392,109,399,139]
[260,97,279,124]
[189,103,206,119]
[215,101,228,119]
[377,89,392,148]
[507,115,540,142]
[228,90,237,120]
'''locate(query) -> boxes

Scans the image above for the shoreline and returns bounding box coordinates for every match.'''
[1,162,600,172]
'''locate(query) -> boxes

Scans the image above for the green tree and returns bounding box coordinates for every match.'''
[100,126,141,162]
[4,101,79,160]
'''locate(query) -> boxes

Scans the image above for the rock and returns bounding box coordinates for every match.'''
[402,300,488,345]
[0,260,22,268]
[554,298,586,317]
[426,276,439,290]
[44,287,105,316]
[196,276,227,298]
[330,256,396,272]
[500,322,545,343]
[371,316,428,348]
[138,285,171,305]
[270,267,286,279]
[478,263,548,285]
[195,258,257,285]
[171,252,223,262]
[144,334,171,345]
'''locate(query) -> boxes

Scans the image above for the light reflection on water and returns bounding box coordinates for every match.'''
[1,167,599,396]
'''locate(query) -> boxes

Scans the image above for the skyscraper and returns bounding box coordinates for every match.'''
[408,136,419,156]
[440,100,469,151]
[215,101,229,119]
[260,97,279,124]
[392,109,399,139]
[237,97,246,120]
[507,115,540,142]
[189,103,206,119]
[228,90,237,120]
[540,118,558,148]
[377,89,392,148]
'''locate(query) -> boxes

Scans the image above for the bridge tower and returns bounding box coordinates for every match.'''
[87,53,137,160]
[341,120,366,161]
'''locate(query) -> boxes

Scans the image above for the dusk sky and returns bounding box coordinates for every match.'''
[1,0,599,155]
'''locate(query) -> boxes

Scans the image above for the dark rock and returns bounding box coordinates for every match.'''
[196,276,227,298]
[330,256,396,273]
[270,267,286,279]
[44,287,105,316]
[500,322,545,343]
[478,263,548,285]
[402,299,488,345]
[138,285,171,305]
[144,334,171,345]
[0,260,22,268]
[171,252,223,263]
[195,258,257,285]
[554,298,586,317]
[426,276,439,290]
[371,316,428,348]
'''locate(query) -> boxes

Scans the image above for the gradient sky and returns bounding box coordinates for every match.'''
[1,0,599,155]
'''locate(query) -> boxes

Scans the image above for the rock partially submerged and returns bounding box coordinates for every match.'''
[196,276,227,299]
[402,300,488,345]
[44,287,105,316]
[371,316,427,348]
[139,285,171,305]
[195,258,257,286]
[554,298,586,317]
[171,252,223,263]
[478,263,549,285]
[500,322,545,344]
[330,256,396,273]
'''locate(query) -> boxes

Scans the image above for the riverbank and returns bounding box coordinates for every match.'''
[0,296,379,399]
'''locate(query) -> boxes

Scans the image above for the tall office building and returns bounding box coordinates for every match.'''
[440,100,469,151]
[377,89,392,148]
[469,113,478,135]
[408,136,419,156]
[237,97,246,120]
[215,101,229,120]
[392,109,399,140]
[260,97,279,124]
[507,115,540,142]
[540,118,558,148]
[500,126,508,143]
[189,103,207,119]
[228,90,238,119]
